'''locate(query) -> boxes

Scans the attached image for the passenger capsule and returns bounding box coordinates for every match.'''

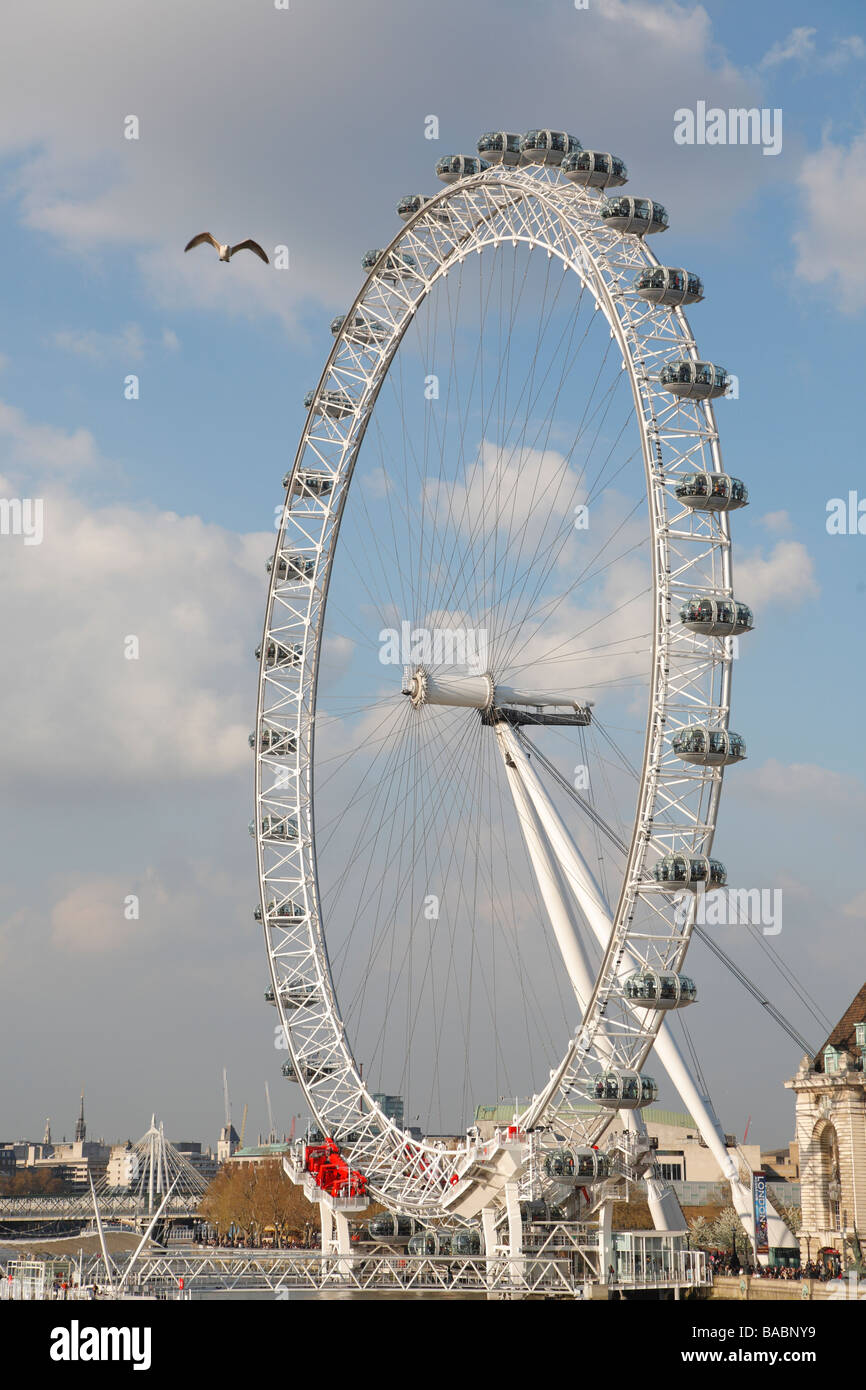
[543,1147,610,1180]
[633,266,703,306]
[451,1229,482,1255]
[520,1199,564,1223]
[250,815,299,842]
[679,596,754,637]
[674,472,748,512]
[672,726,746,766]
[435,154,491,183]
[255,640,303,669]
[397,194,427,220]
[285,986,316,1010]
[304,388,355,420]
[476,131,523,166]
[544,1147,575,1178]
[268,982,316,1010]
[623,970,698,1009]
[281,1056,336,1083]
[600,196,669,236]
[249,725,297,755]
[407,1229,482,1256]
[408,1231,448,1256]
[267,553,315,583]
[561,150,627,188]
[254,899,306,922]
[659,359,729,401]
[274,900,305,919]
[330,311,390,344]
[284,469,334,499]
[398,193,452,226]
[369,1213,419,1242]
[362,247,420,282]
[519,130,581,165]
[652,854,727,888]
[587,1070,658,1110]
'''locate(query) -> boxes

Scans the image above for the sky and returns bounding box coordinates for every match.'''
[1,0,865,1154]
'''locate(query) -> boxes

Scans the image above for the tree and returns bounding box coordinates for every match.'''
[0,1166,67,1197]
[710,1207,753,1266]
[200,1160,321,1244]
[688,1216,715,1250]
[776,1201,801,1236]
[200,1159,384,1246]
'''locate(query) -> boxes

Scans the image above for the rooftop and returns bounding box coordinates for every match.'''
[813,982,866,1071]
[474,1104,697,1130]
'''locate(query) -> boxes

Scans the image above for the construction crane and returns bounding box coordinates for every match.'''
[222,1068,231,1129]
[265,1082,276,1144]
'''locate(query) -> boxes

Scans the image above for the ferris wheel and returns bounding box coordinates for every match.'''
[253,127,770,1234]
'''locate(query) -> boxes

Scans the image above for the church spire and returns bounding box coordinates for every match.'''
[74,1088,86,1143]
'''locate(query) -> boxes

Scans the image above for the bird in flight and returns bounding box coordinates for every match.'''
[184,233,269,264]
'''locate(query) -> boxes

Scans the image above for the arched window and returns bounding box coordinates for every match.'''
[816,1122,842,1232]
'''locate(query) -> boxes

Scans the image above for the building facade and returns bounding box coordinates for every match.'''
[474,1103,763,1184]
[786,984,866,1271]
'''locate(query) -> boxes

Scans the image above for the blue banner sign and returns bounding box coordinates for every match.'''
[752,1171,769,1255]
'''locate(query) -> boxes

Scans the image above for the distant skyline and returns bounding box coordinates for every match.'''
[1,0,865,1149]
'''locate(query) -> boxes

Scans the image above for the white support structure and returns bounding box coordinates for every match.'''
[504,1183,525,1288]
[497,723,685,1233]
[497,720,795,1258]
[497,727,595,1011]
[320,1204,353,1278]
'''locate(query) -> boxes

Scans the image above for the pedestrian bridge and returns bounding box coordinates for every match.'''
[0,1192,201,1224]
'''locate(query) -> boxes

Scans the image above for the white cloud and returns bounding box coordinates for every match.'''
[735,760,866,812]
[425,439,585,556]
[842,888,866,921]
[52,323,145,363]
[759,28,864,71]
[735,538,819,606]
[0,0,772,335]
[0,399,103,474]
[793,131,866,310]
[760,509,792,535]
[0,486,271,784]
[50,863,243,953]
[51,875,146,953]
[823,35,866,68]
[759,26,816,69]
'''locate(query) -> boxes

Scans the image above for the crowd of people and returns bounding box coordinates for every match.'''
[195,1231,320,1250]
[706,1249,839,1281]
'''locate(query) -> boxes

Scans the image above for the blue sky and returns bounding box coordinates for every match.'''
[0,0,864,1151]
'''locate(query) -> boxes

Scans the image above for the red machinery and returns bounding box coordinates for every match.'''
[304,1139,367,1200]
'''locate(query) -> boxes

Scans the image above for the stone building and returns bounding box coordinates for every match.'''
[786,983,866,1271]
[474,1103,763,1184]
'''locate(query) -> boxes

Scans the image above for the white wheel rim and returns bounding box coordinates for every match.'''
[255,162,736,1215]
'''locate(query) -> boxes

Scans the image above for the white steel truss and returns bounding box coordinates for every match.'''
[254,158,742,1217]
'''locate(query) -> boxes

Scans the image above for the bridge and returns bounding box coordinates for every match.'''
[0,1121,207,1234]
[0,1241,710,1301]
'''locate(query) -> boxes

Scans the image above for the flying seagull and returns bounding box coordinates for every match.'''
[184,233,269,264]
